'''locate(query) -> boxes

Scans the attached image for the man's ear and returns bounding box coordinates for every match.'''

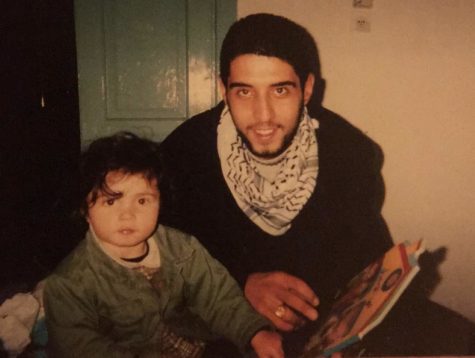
[218,79,227,103]
[303,73,315,105]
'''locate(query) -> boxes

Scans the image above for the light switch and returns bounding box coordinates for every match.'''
[353,0,373,9]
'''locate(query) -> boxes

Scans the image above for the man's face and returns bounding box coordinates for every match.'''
[220,54,314,158]
[87,171,159,258]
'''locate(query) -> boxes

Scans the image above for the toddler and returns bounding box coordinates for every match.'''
[44,132,282,357]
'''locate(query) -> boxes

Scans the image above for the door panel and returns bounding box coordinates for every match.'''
[74,0,236,144]
[103,0,186,119]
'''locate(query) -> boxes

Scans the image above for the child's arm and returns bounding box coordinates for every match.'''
[44,275,160,358]
[251,330,284,358]
[180,235,281,354]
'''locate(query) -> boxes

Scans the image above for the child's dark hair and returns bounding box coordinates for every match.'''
[79,132,161,216]
[219,13,321,88]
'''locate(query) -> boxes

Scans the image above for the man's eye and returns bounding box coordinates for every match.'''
[274,87,288,96]
[237,88,251,97]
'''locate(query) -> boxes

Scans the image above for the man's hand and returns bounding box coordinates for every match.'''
[245,272,319,331]
[251,330,284,358]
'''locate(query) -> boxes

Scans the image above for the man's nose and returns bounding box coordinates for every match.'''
[254,95,273,123]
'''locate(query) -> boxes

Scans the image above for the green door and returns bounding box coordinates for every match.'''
[74,0,235,144]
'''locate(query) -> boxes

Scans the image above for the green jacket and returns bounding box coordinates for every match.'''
[44,225,268,357]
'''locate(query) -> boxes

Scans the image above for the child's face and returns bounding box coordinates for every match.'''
[87,170,159,257]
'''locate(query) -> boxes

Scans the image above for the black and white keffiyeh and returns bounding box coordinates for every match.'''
[217,106,319,235]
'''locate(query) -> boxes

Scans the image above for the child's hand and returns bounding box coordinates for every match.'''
[251,330,284,358]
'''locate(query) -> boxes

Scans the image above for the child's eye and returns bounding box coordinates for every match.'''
[105,198,115,206]
[138,198,148,205]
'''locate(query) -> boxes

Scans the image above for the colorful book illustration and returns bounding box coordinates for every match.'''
[302,239,425,357]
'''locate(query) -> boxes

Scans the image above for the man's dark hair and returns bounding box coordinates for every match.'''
[79,131,161,216]
[219,13,321,88]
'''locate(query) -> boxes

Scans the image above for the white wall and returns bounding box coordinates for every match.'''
[238,0,475,322]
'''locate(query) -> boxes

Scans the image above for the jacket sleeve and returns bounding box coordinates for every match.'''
[180,236,271,352]
[44,275,161,358]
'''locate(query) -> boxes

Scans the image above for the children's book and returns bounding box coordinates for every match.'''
[301,239,425,357]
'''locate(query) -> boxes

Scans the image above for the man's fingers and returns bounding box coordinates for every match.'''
[279,289,319,321]
[271,272,319,320]
[245,271,320,331]
[279,273,319,306]
[271,303,306,330]
[268,313,296,332]
[264,296,303,331]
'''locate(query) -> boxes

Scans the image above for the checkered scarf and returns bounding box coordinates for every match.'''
[218,106,319,235]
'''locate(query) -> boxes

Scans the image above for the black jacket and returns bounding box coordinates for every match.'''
[160,102,392,314]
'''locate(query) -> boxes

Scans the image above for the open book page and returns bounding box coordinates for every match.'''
[302,240,425,357]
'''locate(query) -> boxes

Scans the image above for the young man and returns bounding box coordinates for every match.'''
[44,132,283,357]
[160,13,392,356]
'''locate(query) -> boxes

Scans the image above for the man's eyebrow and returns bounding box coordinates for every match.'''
[229,81,297,89]
[228,82,251,89]
[228,81,297,89]
[272,81,297,87]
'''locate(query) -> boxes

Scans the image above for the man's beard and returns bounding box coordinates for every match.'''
[234,101,305,159]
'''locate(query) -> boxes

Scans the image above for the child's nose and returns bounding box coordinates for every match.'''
[119,206,135,220]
